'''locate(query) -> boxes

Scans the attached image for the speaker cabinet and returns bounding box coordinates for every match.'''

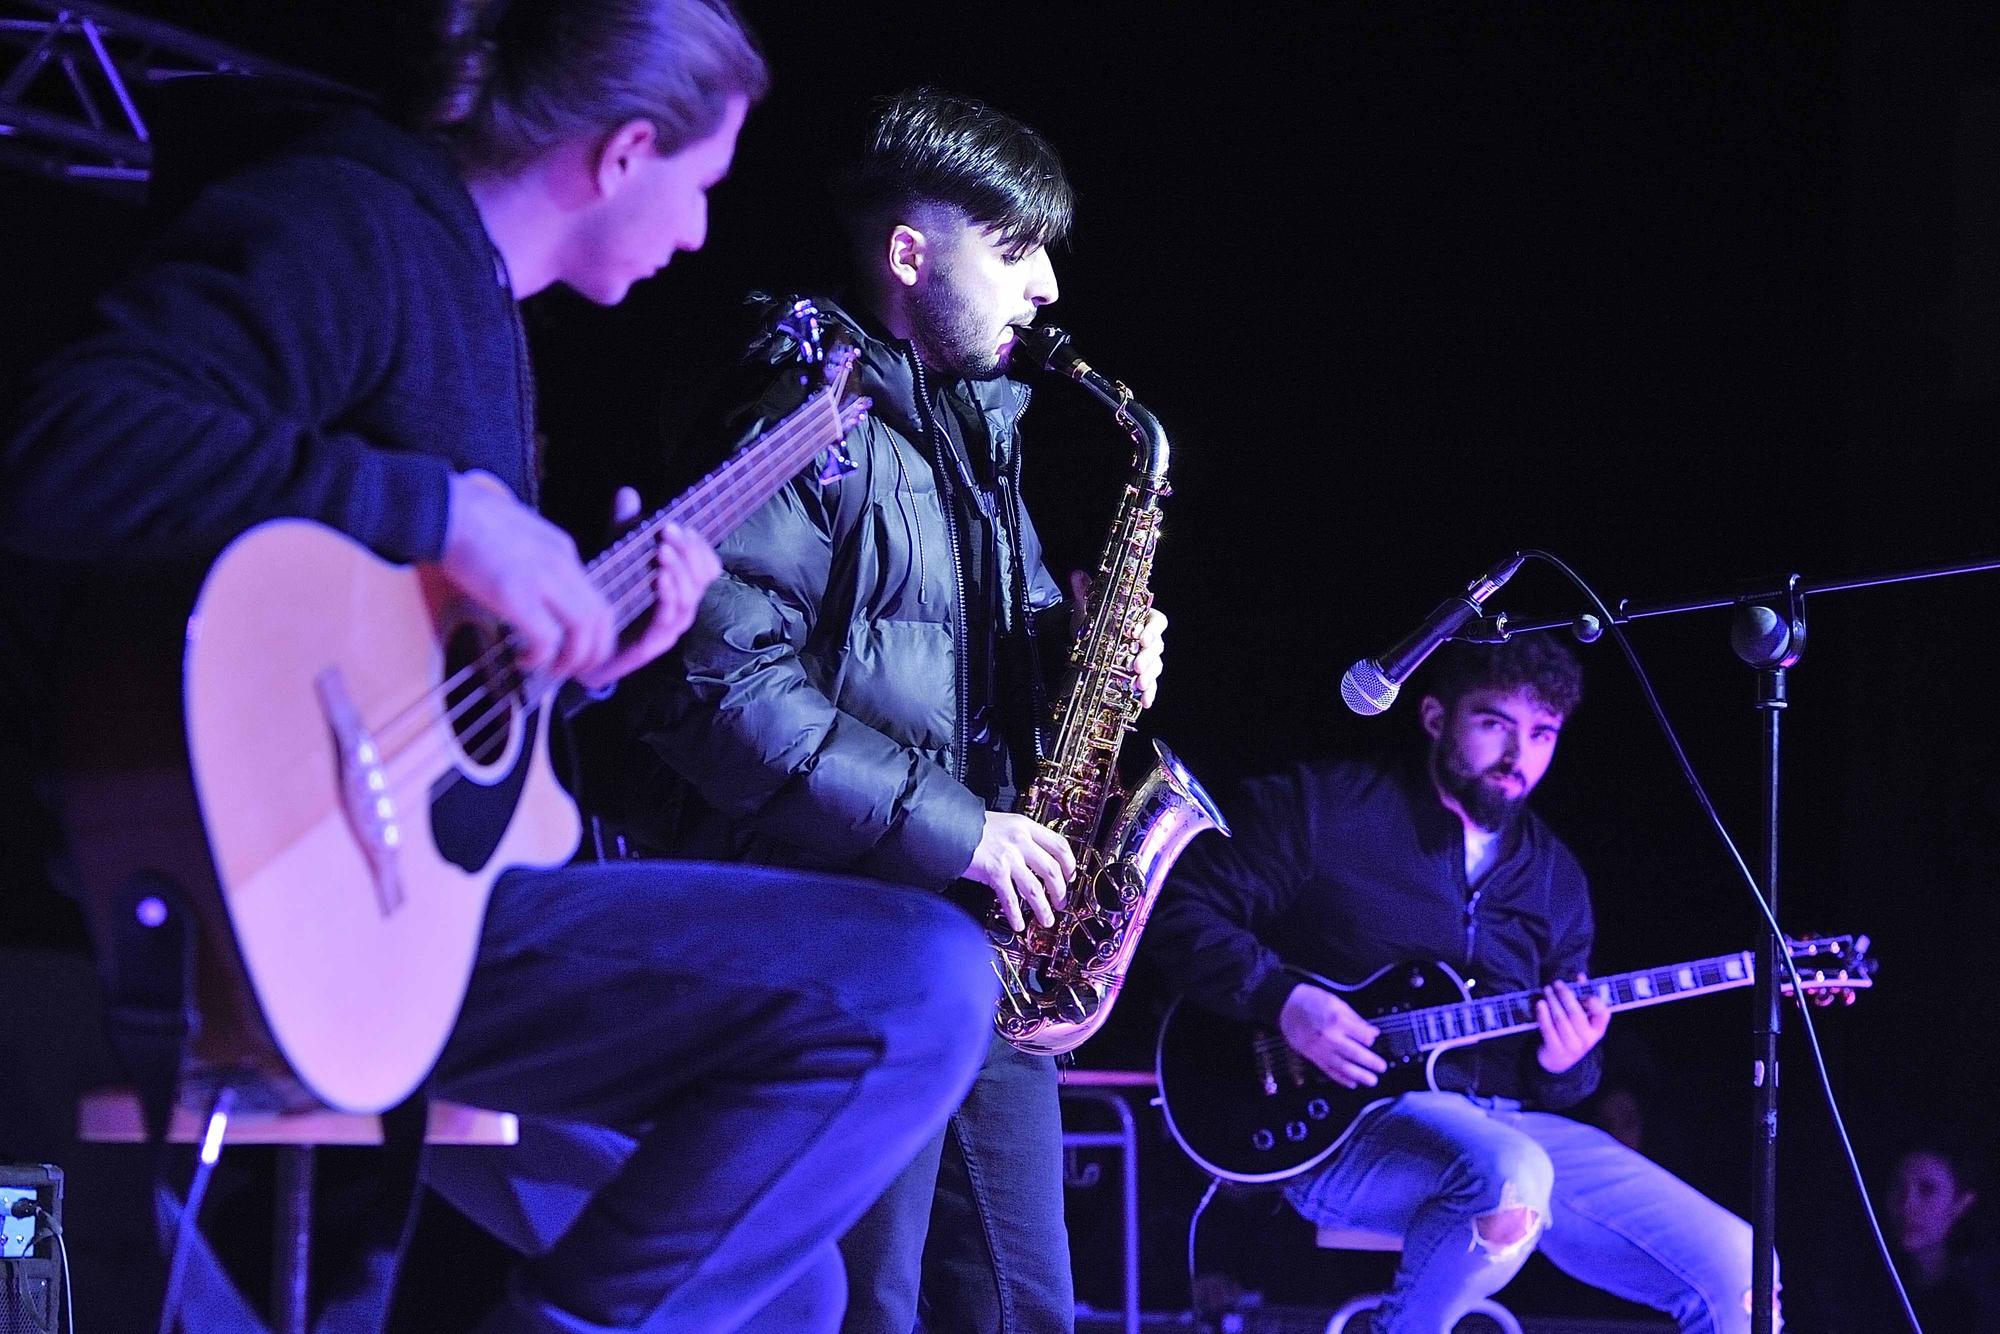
[0,1164,63,1334]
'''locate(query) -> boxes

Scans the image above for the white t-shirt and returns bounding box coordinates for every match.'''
[1465,823,1501,884]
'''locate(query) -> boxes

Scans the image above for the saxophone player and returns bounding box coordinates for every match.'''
[621,87,1166,1333]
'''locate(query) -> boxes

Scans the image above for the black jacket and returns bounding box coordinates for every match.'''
[629,295,1066,890]
[1145,756,1602,1109]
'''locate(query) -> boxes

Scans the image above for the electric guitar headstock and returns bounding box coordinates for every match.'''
[1780,933,1875,1007]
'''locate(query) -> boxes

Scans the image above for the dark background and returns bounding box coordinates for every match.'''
[5,1,1999,1327]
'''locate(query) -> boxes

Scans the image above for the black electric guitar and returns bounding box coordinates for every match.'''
[1156,935,1873,1183]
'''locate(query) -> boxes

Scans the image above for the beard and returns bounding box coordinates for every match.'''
[909,262,1007,381]
[1431,737,1530,834]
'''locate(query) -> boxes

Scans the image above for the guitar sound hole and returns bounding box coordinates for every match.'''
[443,624,518,767]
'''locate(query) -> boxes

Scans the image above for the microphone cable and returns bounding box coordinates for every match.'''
[1185,1175,1219,1322]
[157,1086,236,1334]
[37,1206,75,1334]
[1517,547,1921,1334]
[6,1198,76,1334]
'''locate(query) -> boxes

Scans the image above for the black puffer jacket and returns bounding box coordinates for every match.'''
[631,295,1066,889]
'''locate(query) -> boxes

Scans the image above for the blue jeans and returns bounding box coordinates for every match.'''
[837,1033,1074,1333]
[1285,1092,1763,1333]
[423,861,996,1333]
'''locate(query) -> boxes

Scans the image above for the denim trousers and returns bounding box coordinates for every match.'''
[419,860,996,1334]
[836,1033,1074,1334]
[1285,1092,1762,1333]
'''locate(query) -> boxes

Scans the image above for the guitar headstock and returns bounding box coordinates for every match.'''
[1780,933,1876,1007]
[770,298,868,485]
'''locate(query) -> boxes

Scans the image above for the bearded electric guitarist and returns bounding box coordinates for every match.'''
[1145,637,1768,1333]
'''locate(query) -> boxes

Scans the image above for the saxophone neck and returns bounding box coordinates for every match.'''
[1114,393,1170,490]
[1017,324,1170,485]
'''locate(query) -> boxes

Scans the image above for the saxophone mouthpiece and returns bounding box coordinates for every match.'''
[1014,323,1078,376]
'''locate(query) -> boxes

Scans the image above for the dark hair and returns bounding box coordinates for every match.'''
[1895,1135,1990,1199]
[413,0,768,173]
[833,86,1074,262]
[1424,636,1585,719]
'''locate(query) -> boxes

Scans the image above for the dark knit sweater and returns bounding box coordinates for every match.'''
[1,106,535,567]
[0,105,538,897]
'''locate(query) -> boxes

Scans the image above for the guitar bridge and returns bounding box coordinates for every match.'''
[316,669,405,916]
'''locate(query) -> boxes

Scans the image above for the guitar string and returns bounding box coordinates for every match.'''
[373,395,849,796]
[1256,958,1761,1056]
[368,471,769,779]
[415,395,858,760]
[1206,950,1858,1171]
[373,385,845,751]
[358,388,852,793]
[353,374,849,759]
[1236,964,1747,1063]
[379,451,814,790]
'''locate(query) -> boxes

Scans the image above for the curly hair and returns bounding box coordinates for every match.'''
[1423,636,1585,719]
[409,0,767,173]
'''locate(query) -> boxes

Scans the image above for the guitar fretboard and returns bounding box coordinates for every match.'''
[587,377,856,632]
[1380,951,1757,1051]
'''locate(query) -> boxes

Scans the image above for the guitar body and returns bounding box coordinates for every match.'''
[52,301,864,1115]
[180,521,579,1111]
[1156,961,1473,1184]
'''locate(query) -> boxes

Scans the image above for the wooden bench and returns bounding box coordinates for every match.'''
[79,1087,517,1334]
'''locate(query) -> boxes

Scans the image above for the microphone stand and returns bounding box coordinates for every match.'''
[1466,552,2000,1334]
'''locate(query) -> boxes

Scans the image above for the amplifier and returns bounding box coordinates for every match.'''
[0,1163,63,1334]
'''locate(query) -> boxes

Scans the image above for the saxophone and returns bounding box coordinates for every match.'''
[990,325,1231,1055]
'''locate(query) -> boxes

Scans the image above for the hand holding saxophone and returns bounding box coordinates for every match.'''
[1067,568,1168,709]
[965,812,1076,933]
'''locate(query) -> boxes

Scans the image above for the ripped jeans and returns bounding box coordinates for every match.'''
[1285,1093,1765,1334]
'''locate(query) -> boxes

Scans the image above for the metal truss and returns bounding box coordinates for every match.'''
[0,0,341,194]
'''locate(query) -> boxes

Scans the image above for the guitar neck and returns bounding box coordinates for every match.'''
[1386,951,1757,1052]
[586,386,849,631]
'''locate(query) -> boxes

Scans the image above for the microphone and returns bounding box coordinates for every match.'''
[1341,553,1526,716]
